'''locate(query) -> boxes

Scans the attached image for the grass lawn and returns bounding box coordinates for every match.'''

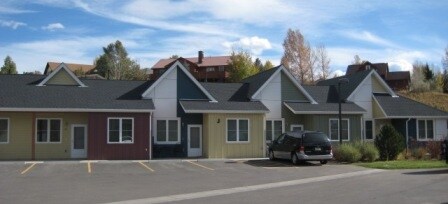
[356,160,448,169]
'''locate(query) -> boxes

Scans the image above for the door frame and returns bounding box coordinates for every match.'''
[187,124,202,157]
[71,124,87,159]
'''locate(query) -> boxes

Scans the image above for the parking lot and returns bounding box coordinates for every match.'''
[0,159,378,204]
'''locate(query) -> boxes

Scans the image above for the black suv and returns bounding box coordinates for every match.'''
[268,130,333,165]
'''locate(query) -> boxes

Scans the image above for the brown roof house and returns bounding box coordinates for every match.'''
[346,61,410,90]
[151,51,231,82]
[44,62,104,79]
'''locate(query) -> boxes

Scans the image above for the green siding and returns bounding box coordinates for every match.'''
[281,72,307,101]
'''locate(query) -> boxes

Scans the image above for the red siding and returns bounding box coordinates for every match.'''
[88,113,150,160]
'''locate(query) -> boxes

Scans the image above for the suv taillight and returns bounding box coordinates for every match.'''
[298,146,304,153]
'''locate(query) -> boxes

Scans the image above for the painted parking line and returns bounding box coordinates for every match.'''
[137,161,155,172]
[185,160,214,171]
[80,160,98,173]
[20,161,43,174]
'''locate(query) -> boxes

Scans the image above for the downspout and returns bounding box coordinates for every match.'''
[149,112,152,160]
[406,118,411,155]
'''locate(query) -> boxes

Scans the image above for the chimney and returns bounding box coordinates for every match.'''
[198,51,204,64]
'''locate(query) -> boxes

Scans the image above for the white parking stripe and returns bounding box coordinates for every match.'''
[105,169,384,204]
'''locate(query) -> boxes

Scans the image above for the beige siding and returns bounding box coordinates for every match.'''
[372,76,388,93]
[46,69,79,86]
[0,112,32,160]
[204,113,265,158]
[372,98,386,118]
[0,112,88,160]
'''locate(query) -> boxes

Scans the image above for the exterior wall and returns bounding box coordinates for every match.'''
[372,75,388,93]
[309,114,362,141]
[203,113,265,158]
[253,72,281,119]
[46,69,79,86]
[348,75,373,119]
[435,119,448,140]
[281,72,308,101]
[0,112,32,160]
[88,112,150,160]
[282,106,311,131]
[372,98,386,118]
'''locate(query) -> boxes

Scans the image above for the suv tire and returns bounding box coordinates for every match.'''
[291,153,300,165]
[269,150,275,160]
[320,160,328,165]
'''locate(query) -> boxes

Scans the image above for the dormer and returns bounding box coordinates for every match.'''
[37,63,87,87]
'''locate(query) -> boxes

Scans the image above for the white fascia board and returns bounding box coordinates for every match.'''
[0,108,153,113]
[183,109,269,114]
[37,62,87,87]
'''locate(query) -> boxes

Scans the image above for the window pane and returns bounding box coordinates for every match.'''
[109,119,120,131]
[0,120,7,142]
[50,120,61,142]
[0,120,7,131]
[341,120,349,140]
[239,120,249,141]
[156,120,166,142]
[168,120,178,142]
[122,119,132,131]
[227,120,237,141]
[109,131,120,142]
[37,120,48,142]
[330,120,338,140]
[365,121,373,140]
[273,121,282,140]
[418,120,426,139]
[426,120,433,139]
[122,119,133,142]
[266,121,272,141]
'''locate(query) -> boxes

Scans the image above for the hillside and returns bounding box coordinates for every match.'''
[398,91,448,112]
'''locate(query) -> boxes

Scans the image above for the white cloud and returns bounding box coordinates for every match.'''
[41,23,65,31]
[0,20,26,29]
[222,36,272,55]
[339,30,399,48]
[0,5,35,14]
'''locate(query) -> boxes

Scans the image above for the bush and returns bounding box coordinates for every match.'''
[351,141,379,162]
[426,140,442,159]
[412,147,428,160]
[333,143,362,163]
[374,125,405,161]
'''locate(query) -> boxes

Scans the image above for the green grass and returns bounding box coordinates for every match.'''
[356,160,448,169]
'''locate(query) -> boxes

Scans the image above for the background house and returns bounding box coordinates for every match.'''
[44,62,104,79]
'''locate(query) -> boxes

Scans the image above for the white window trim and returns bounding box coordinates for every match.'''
[0,118,10,144]
[107,117,134,144]
[154,118,181,144]
[417,119,435,141]
[290,124,304,131]
[35,118,63,143]
[266,118,285,142]
[226,118,250,143]
[329,118,350,141]
[364,119,374,140]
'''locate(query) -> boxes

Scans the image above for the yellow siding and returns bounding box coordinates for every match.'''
[372,98,386,118]
[35,112,88,159]
[372,76,388,93]
[204,113,265,158]
[0,112,32,160]
[46,69,79,86]
[374,119,391,134]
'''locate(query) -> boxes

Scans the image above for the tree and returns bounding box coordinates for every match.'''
[94,40,146,80]
[410,61,430,92]
[170,55,179,59]
[374,125,405,161]
[263,60,274,70]
[442,46,448,93]
[352,55,363,65]
[315,44,331,80]
[23,70,42,75]
[1,56,18,74]
[254,58,263,72]
[281,29,314,84]
[227,50,258,82]
[422,63,434,81]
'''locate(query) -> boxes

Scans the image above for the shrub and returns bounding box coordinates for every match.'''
[396,150,412,160]
[351,141,379,162]
[333,143,362,163]
[374,125,405,161]
[426,140,442,159]
[412,147,428,160]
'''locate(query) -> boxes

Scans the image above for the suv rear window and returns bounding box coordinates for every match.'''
[303,133,330,143]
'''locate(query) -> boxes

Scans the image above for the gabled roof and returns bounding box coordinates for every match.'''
[38,63,87,87]
[45,62,95,75]
[317,69,397,100]
[152,56,231,69]
[373,93,448,118]
[142,60,217,102]
[241,65,317,104]
[346,62,389,76]
[0,74,154,112]
[179,83,269,113]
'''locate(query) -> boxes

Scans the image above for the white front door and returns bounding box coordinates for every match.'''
[71,124,87,158]
[188,125,202,157]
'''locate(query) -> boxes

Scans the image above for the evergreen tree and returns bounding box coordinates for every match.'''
[0,56,18,74]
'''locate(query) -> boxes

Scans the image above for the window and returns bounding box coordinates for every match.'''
[290,124,304,132]
[365,120,373,140]
[219,66,225,72]
[36,119,61,143]
[206,67,215,72]
[329,119,349,141]
[156,119,180,143]
[227,119,249,143]
[0,118,9,143]
[417,120,434,140]
[108,118,134,143]
[266,119,283,142]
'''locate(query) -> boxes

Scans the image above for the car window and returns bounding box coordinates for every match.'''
[277,134,286,144]
[303,133,330,143]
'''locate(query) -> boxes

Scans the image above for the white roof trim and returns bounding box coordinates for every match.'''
[251,65,317,104]
[374,116,448,119]
[283,102,364,115]
[0,108,153,113]
[37,62,87,87]
[179,101,268,114]
[347,70,397,101]
[141,61,217,102]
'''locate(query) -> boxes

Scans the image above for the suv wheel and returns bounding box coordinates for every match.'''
[268,150,275,160]
[320,160,328,165]
[291,153,299,165]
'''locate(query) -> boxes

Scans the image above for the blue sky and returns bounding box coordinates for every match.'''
[1,0,447,75]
